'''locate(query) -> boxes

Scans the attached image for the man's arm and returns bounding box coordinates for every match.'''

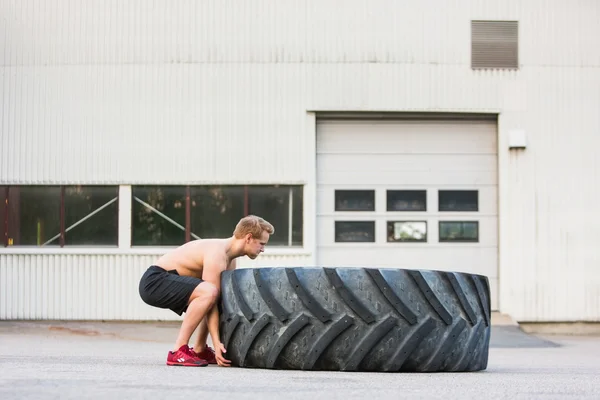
[202,255,231,367]
[206,304,228,366]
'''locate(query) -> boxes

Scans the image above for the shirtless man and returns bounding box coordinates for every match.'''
[138,215,274,367]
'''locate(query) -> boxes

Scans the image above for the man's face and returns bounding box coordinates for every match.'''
[246,231,270,259]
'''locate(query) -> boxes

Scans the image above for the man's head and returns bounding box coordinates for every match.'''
[233,215,274,259]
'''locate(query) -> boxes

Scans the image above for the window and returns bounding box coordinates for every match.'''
[439,190,478,212]
[190,186,245,242]
[471,20,519,70]
[387,221,427,243]
[132,185,303,247]
[439,221,479,242]
[335,190,375,211]
[132,186,188,246]
[64,186,119,246]
[248,186,303,246]
[335,221,375,243]
[387,190,426,211]
[1,186,6,246]
[2,185,119,247]
[2,184,303,248]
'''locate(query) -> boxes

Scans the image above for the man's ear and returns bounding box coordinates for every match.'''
[245,233,253,243]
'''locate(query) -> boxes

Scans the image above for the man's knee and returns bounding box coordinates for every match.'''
[190,282,219,305]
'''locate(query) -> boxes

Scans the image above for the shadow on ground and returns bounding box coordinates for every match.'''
[490,326,560,348]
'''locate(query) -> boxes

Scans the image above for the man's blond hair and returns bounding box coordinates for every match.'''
[233,215,274,239]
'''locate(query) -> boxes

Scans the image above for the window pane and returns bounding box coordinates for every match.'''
[248,185,290,246]
[335,221,375,243]
[387,190,427,211]
[132,186,186,246]
[292,186,303,246]
[439,190,478,211]
[1,186,7,246]
[7,186,61,246]
[335,190,375,211]
[387,221,427,242]
[439,221,479,242]
[190,186,244,239]
[64,186,119,246]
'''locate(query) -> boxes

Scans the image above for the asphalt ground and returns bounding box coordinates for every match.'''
[1,321,599,400]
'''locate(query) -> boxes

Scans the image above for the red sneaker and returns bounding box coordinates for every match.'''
[167,345,208,367]
[191,345,217,365]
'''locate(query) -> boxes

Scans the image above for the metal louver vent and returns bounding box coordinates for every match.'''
[471,21,519,70]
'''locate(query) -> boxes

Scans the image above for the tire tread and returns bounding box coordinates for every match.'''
[220,267,491,372]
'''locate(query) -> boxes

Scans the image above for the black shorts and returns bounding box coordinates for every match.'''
[138,265,203,316]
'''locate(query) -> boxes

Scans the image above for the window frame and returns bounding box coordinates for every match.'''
[2,186,8,247]
[438,190,479,212]
[1,184,304,251]
[334,220,376,243]
[387,220,428,243]
[386,190,427,212]
[2,185,120,248]
[130,184,303,248]
[334,190,376,212]
[438,221,480,243]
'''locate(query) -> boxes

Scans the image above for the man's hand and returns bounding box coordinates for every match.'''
[214,341,231,367]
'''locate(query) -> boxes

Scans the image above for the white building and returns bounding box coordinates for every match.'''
[1,0,599,324]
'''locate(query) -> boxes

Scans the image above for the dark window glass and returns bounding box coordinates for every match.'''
[3,184,304,248]
[1,186,7,246]
[291,186,303,246]
[248,185,294,246]
[387,190,427,211]
[335,190,375,211]
[335,221,375,243]
[133,184,303,247]
[439,190,478,211]
[132,186,187,246]
[439,221,479,242]
[7,186,61,246]
[190,186,245,240]
[387,221,427,242]
[64,186,119,246]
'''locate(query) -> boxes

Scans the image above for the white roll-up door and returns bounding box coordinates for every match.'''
[316,117,498,309]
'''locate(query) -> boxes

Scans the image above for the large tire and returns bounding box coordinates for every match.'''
[219,267,491,372]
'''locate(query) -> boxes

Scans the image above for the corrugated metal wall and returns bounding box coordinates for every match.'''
[1,0,600,322]
[3,0,598,184]
[500,66,600,322]
[0,253,312,320]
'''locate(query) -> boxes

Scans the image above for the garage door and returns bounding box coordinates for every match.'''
[316,117,498,310]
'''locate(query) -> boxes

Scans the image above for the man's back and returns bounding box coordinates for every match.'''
[154,239,229,279]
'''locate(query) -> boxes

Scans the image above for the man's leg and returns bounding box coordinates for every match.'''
[190,313,218,364]
[173,282,219,351]
[193,317,209,350]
